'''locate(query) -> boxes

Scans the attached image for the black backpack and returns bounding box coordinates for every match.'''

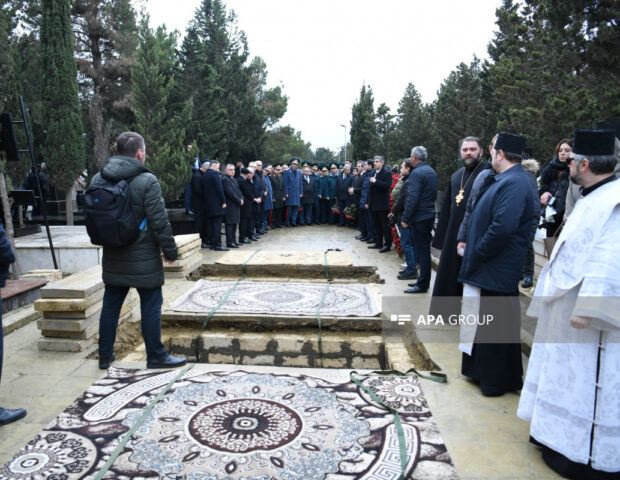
[84,175,143,247]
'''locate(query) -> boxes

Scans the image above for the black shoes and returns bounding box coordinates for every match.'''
[368,244,380,249]
[404,285,428,294]
[147,353,188,369]
[0,407,27,426]
[99,353,116,370]
[250,235,259,241]
[522,276,533,288]
[398,270,418,280]
[226,244,239,248]
[211,246,229,252]
[366,239,376,244]
[240,238,252,244]
[201,243,209,249]
[355,234,364,240]
[379,246,391,253]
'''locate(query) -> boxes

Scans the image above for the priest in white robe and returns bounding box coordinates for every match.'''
[518,129,620,479]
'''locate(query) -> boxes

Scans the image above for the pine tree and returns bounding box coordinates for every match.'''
[350,85,378,160]
[40,0,85,225]
[393,83,434,158]
[132,18,193,202]
[431,58,489,187]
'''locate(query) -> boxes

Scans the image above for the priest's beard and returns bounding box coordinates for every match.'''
[462,155,482,169]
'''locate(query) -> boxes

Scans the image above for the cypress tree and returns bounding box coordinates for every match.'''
[40,0,85,225]
[132,19,194,202]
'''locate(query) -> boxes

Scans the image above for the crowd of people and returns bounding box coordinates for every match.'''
[1,127,618,478]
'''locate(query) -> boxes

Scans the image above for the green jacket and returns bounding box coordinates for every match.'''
[92,155,178,288]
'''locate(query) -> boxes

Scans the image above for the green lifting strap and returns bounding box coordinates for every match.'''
[314,250,331,368]
[194,249,261,362]
[93,363,194,480]
[349,368,447,480]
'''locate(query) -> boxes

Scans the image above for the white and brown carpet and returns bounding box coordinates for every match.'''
[1,367,457,479]
[169,280,381,317]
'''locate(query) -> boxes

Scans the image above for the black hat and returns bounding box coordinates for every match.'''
[573,129,616,156]
[240,167,250,175]
[495,133,526,155]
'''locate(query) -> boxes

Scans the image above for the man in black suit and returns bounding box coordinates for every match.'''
[368,155,393,252]
[300,166,315,225]
[336,164,353,226]
[191,161,209,247]
[222,163,243,248]
[200,160,228,251]
[237,167,256,243]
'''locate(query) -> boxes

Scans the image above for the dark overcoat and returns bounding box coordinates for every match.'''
[368,167,392,212]
[201,169,226,217]
[351,174,364,206]
[360,169,374,207]
[222,174,243,224]
[190,170,203,211]
[458,164,538,293]
[270,175,284,209]
[237,176,254,219]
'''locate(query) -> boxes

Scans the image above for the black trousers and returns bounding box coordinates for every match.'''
[273,207,283,226]
[207,215,223,247]
[239,216,250,240]
[358,205,368,237]
[194,208,206,244]
[371,210,390,248]
[225,223,237,246]
[411,218,434,289]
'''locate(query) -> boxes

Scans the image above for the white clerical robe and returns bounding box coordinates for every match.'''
[517,179,620,473]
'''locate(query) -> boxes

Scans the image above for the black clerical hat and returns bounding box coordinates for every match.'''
[573,129,616,156]
[495,132,526,155]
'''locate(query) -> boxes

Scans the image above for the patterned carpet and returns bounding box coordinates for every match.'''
[1,368,457,479]
[169,280,380,317]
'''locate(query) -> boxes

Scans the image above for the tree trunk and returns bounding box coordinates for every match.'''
[89,93,110,169]
[65,188,74,226]
[0,171,20,279]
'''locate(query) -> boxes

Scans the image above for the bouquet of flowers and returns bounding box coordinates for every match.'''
[331,199,340,216]
[390,173,403,256]
[344,203,357,221]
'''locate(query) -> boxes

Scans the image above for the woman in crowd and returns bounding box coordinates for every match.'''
[539,138,572,237]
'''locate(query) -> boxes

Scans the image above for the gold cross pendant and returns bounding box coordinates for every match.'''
[455,189,465,206]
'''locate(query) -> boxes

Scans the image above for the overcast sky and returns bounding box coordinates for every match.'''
[146,0,502,152]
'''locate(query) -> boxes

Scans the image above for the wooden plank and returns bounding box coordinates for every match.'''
[35,288,105,312]
[40,265,103,299]
[177,239,201,256]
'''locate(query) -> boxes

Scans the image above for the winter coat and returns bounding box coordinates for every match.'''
[270,175,284,209]
[403,161,437,224]
[222,174,242,224]
[538,156,570,224]
[360,169,373,207]
[368,167,392,212]
[390,174,409,223]
[93,155,178,289]
[201,169,226,217]
[283,168,303,206]
[237,176,254,219]
[458,164,538,293]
